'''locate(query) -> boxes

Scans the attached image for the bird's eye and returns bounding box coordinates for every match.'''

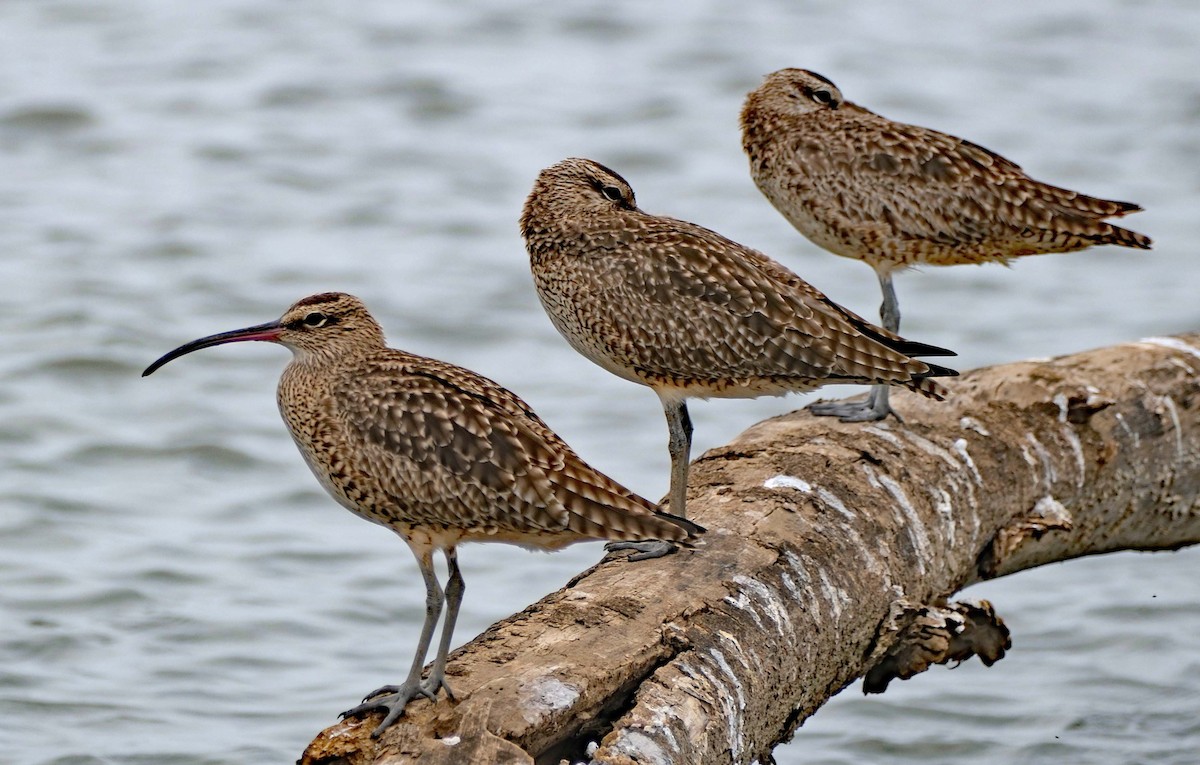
[303,312,328,328]
[810,88,834,106]
[600,185,624,202]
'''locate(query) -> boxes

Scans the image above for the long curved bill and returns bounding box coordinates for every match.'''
[142,320,283,377]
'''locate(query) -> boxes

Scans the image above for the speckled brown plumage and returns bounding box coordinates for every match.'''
[740,68,1149,422]
[143,291,699,736]
[740,68,1152,272]
[519,157,957,520]
[521,159,954,400]
[271,295,694,548]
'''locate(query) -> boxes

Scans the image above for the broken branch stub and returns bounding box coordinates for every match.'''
[300,333,1200,765]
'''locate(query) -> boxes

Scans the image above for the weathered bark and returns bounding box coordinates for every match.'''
[299,333,1200,765]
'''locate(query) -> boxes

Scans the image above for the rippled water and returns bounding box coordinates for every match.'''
[2,1,1198,763]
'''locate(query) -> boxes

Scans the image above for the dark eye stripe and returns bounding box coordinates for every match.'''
[286,313,341,330]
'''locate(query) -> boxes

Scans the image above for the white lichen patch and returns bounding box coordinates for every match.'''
[864,425,903,448]
[864,465,932,573]
[814,563,851,622]
[724,576,792,642]
[682,649,746,762]
[1016,446,1044,502]
[761,478,875,562]
[723,589,764,630]
[784,549,850,622]
[709,647,746,703]
[901,430,961,471]
[643,702,682,753]
[779,549,813,602]
[708,649,746,744]
[1052,392,1070,423]
[952,438,982,485]
[763,474,812,492]
[1078,385,1115,413]
[930,486,956,548]
[729,575,794,640]
[813,486,855,522]
[804,486,874,565]
[608,729,671,764]
[783,549,848,623]
[959,416,991,436]
[1048,391,1093,490]
[1139,336,1200,365]
[781,549,808,581]
[1113,412,1139,447]
[716,629,753,673]
[777,568,801,603]
[1158,395,1184,462]
[519,674,581,724]
[1032,495,1073,527]
[1061,423,1086,489]
[440,735,461,746]
[1025,433,1056,489]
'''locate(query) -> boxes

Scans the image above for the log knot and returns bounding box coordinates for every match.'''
[864,600,1011,694]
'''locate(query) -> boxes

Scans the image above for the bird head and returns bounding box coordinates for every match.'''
[520,157,639,240]
[745,68,844,117]
[143,292,386,375]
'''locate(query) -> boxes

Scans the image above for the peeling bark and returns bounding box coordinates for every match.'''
[298,333,1200,765]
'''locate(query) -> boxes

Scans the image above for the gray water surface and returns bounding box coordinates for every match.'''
[2,2,1199,763]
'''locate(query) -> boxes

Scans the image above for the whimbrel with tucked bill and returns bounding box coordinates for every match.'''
[520,157,957,548]
[741,68,1151,421]
[142,292,701,737]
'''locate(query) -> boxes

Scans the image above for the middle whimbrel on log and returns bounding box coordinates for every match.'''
[520,157,957,546]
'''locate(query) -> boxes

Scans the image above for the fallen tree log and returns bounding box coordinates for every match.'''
[299,332,1200,765]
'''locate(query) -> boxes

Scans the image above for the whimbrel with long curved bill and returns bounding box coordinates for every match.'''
[143,291,701,736]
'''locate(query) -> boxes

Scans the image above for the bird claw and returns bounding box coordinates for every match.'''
[359,684,401,702]
[605,539,677,561]
[342,675,456,737]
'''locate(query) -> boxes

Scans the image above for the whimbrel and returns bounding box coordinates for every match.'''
[741,68,1151,421]
[142,292,701,737]
[520,157,957,541]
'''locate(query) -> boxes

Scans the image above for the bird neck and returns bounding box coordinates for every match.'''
[279,326,387,368]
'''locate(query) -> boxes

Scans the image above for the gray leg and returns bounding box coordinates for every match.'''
[664,399,693,519]
[878,270,900,333]
[606,399,691,561]
[810,271,900,423]
[425,547,463,702]
[342,545,448,737]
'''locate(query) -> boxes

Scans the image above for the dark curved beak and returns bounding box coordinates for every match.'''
[142,320,283,377]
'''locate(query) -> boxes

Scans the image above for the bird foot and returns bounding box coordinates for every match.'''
[342,675,456,737]
[808,399,899,423]
[604,539,678,561]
